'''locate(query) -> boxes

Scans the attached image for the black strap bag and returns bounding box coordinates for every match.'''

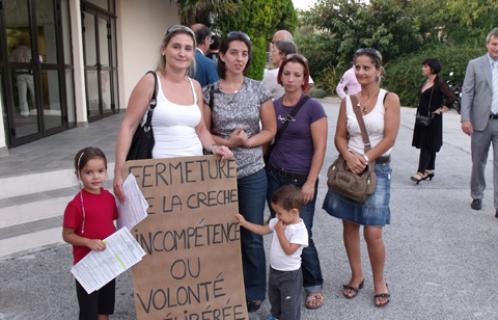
[264,95,310,164]
[126,71,158,160]
[415,85,435,127]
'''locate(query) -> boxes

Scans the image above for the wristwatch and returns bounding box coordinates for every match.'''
[363,154,370,163]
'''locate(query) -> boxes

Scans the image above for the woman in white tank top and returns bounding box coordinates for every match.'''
[322,48,400,307]
[113,25,232,202]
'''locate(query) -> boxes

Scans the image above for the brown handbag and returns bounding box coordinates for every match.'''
[327,95,377,203]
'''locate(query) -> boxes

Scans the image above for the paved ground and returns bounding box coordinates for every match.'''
[1,97,498,320]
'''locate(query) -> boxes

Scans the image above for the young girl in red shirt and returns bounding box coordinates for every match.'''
[63,146,118,320]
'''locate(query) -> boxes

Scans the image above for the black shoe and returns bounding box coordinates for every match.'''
[424,171,435,181]
[247,300,262,312]
[471,199,482,210]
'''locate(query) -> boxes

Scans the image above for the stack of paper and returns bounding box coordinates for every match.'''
[71,227,146,293]
[117,173,149,230]
[71,174,150,294]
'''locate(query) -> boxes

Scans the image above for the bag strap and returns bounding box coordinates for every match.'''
[274,95,310,143]
[350,94,371,152]
[143,71,158,129]
[208,85,215,109]
[427,85,435,116]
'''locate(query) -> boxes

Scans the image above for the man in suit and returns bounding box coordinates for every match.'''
[192,25,218,87]
[461,28,498,216]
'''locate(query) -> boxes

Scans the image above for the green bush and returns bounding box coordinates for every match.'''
[213,0,297,80]
[313,65,342,96]
[383,45,484,107]
[247,36,266,80]
[309,87,328,99]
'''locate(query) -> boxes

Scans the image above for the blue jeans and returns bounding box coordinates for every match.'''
[266,167,324,293]
[238,169,267,301]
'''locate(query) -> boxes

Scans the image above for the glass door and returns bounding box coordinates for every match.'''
[4,0,41,141]
[36,0,65,133]
[82,6,114,120]
[0,0,71,146]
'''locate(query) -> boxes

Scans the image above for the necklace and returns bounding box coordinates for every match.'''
[358,91,379,114]
[220,79,244,94]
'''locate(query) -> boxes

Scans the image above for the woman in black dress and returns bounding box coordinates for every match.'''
[411,58,455,183]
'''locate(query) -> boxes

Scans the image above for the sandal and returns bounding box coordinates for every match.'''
[342,279,364,299]
[374,283,390,307]
[410,172,426,184]
[305,292,324,309]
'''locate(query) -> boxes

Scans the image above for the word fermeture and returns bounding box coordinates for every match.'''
[128,158,237,188]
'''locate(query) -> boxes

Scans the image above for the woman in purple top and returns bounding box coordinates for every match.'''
[266,53,328,309]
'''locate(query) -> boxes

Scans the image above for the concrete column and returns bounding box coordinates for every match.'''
[69,0,87,125]
[116,0,180,109]
[0,89,8,156]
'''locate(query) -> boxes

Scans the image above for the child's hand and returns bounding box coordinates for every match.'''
[235,213,246,226]
[275,220,286,234]
[86,239,106,251]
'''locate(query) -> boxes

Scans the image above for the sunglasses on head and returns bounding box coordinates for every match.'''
[355,48,382,60]
[166,25,195,37]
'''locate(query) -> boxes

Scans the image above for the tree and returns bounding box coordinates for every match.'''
[176,0,297,79]
[213,0,297,79]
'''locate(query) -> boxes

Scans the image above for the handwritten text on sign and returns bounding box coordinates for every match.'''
[124,156,247,320]
[127,158,238,214]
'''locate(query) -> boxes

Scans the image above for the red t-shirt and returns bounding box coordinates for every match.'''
[63,188,118,264]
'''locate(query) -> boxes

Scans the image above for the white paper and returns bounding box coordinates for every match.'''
[117,173,149,230]
[71,227,146,294]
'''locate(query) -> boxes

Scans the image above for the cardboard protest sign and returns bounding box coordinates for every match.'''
[123,155,248,320]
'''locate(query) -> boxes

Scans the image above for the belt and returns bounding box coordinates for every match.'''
[490,114,498,119]
[267,163,308,180]
[376,156,391,164]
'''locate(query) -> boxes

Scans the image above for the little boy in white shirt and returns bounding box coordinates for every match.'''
[237,185,308,320]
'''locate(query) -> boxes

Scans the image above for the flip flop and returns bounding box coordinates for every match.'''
[305,292,324,309]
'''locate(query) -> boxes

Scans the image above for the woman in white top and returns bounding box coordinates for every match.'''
[322,48,400,307]
[113,25,232,202]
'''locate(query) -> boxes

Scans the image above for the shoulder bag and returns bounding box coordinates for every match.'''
[126,71,158,160]
[327,94,377,203]
[264,95,310,164]
[415,85,435,127]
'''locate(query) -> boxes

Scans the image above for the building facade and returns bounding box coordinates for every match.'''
[0,0,179,154]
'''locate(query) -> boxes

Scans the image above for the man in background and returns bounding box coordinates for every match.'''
[192,24,218,87]
[9,35,35,117]
[270,30,314,89]
[460,28,498,217]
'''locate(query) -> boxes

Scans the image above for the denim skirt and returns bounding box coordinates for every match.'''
[322,162,392,226]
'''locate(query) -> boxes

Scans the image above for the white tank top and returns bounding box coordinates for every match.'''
[346,89,392,156]
[151,74,203,159]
